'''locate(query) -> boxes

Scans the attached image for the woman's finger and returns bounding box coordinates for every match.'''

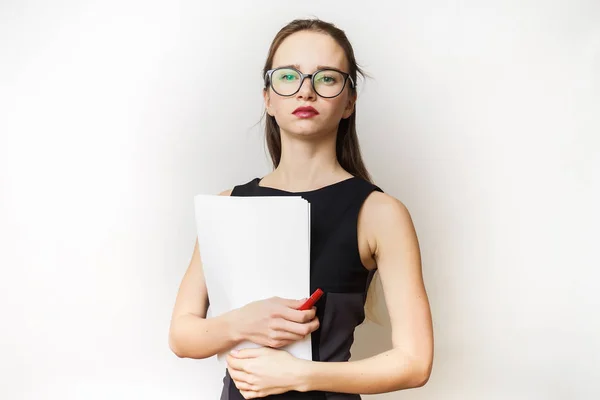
[270,327,305,342]
[228,366,253,385]
[231,347,267,359]
[240,389,260,399]
[280,306,316,324]
[274,317,318,337]
[226,354,246,371]
[231,379,255,391]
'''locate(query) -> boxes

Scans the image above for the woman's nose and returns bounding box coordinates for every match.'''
[296,77,317,100]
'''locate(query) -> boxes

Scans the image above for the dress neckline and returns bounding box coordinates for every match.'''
[254,176,357,195]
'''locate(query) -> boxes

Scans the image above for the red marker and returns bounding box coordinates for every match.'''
[298,288,324,310]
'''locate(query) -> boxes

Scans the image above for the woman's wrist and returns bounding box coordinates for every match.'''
[294,358,315,392]
[223,308,245,344]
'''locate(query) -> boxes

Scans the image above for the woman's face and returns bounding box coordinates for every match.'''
[264,30,356,139]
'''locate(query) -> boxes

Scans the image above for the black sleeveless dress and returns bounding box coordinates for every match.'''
[220,176,383,400]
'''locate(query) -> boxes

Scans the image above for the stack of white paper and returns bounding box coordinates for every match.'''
[194,194,312,365]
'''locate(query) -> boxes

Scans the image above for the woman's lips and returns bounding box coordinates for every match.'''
[292,106,319,118]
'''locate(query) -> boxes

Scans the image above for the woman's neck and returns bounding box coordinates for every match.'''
[263,129,352,192]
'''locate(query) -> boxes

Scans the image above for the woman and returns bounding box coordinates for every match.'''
[169,18,434,399]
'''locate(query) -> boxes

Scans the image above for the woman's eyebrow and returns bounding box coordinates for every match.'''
[273,64,340,71]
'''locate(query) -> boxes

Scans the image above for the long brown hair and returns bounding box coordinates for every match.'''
[261,19,382,323]
[261,18,372,183]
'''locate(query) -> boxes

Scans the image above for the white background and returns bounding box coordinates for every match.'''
[1,1,599,399]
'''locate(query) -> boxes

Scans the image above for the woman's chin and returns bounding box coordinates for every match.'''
[282,124,336,139]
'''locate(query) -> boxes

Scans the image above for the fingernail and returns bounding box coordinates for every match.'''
[230,350,238,355]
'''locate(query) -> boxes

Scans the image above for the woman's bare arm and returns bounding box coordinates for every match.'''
[298,192,434,393]
[168,189,241,359]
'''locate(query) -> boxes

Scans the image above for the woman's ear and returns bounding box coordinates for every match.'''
[263,89,274,117]
[342,92,357,119]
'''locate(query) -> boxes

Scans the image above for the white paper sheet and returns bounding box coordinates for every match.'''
[194,194,312,365]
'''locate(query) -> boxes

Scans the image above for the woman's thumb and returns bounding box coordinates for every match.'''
[290,298,307,308]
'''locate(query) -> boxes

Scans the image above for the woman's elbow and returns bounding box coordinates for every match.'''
[168,323,213,360]
[168,327,186,358]
[412,368,431,388]
[170,344,185,358]
[411,356,433,388]
[168,321,197,358]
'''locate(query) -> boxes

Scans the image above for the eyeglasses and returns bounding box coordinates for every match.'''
[264,67,355,98]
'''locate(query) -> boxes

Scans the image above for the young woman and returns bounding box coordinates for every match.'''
[169,18,434,400]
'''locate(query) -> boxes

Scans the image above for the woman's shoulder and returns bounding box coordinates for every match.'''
[360,188,414,238]
[364,190,408,214]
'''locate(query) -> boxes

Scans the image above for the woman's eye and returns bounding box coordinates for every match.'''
[318,75,336,84]
[280,75,297,81]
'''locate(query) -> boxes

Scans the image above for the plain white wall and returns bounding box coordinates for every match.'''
[1,0,599,399]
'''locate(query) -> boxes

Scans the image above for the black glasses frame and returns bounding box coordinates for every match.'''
[264,67,356,98]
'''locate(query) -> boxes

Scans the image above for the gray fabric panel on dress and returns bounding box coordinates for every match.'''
[318,292,367,362]
[319,292,366,400]
[220,372,231,400]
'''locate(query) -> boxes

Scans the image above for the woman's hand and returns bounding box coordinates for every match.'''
[232,297,319,349]
[226,347,309,398]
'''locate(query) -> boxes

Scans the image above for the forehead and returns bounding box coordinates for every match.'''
[272,30,349,72]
